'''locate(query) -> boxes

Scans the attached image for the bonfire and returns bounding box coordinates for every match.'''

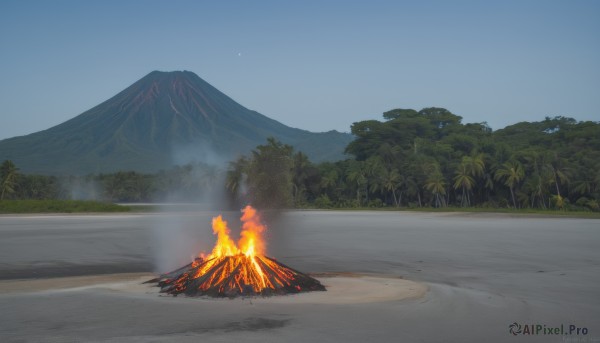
[146,206,326,297]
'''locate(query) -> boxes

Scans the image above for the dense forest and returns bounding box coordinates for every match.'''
[0,160,223,203]
[226,109,599,211]
[2,108,599,211]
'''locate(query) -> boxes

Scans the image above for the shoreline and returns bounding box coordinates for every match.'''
[1,208,598,219]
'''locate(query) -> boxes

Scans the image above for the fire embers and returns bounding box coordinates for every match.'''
[146,206,326,297]
[147,255,326,297]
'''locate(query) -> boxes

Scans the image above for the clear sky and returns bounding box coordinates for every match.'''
[0,0,599,140]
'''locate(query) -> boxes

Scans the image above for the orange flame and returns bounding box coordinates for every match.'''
[187,205,273,291]
[238,205,266,257]
[205,205,267,259]
[210,215,239,258]
[153,205,326,296]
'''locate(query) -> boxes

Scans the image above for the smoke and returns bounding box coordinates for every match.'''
[149,211,211,272]
[149,143,238,272]
[171,141,231,168]
[233,173,249,206]
[64,176,101,200]
[148,142,299,272]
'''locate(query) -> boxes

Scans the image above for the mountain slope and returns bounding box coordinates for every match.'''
[0,71,353,174]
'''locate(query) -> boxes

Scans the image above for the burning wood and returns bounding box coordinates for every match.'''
[146,206,326,297]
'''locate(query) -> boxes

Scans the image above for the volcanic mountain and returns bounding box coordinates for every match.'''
[0,71,353,174]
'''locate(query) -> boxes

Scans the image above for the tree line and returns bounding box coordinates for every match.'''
[225,108,599,211]
[2,107,599,211]
[0,161,222,203]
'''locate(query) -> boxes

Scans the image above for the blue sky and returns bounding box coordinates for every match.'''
[0,0,599,139]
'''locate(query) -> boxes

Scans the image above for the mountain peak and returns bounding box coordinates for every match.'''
[144,70,210,82]
[0,71,352,174]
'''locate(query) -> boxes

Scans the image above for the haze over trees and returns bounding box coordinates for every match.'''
[0,161,222,203]
[0,160,19,200]
[2,108,599,212]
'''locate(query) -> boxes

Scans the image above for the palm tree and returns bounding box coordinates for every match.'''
[482,170,495,203]
[291,152,311,205]
[346,161,366,205]
[457,153,486,205]
[225,157,248,197]
[321,169,339,189]
[404,175,421,207]
[394,173,407,207]
[453,162,475,207]
[522,173,548,209]
[463,153,485,178]
[376,143,403,167]
[572,175,595,198]
[364,157,384,204]
[425,170,446,208]
[379,167,401,206]
[594,163,600,188]
[544,159,571,198]
[405,156,430,207]
[494,160,525,208]
[245,138,294,208]
[0,160,19,200]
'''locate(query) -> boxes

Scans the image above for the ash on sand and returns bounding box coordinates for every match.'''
[145,256,326,298]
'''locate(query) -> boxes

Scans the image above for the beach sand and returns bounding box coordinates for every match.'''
[1,211,598,342]
[0,272,427,303]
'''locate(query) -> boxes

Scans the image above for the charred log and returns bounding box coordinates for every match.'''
[146,255,326,298]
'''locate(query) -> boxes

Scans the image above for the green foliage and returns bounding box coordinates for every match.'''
[226,138,295,209]
[382,108,418,120]
[0,160,19,200]
[3,108,598,214]
[332,110,599,211]
[494,161,525,208]
[98,171,155,202]
[1,161,225,204]
[425,168,446,208]
[246,138,294,208]
[314,194,333,208]
[0,200,130,213]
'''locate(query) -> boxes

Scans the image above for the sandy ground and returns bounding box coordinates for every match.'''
[0,272,429,343]
[0,272,427,303]
[0,273,153,294]
[1,211,598,342]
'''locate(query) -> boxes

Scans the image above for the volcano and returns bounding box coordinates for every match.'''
[146,206,325,297]
[0,71,352,174]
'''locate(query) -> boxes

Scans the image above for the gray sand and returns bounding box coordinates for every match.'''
[0,211,598,342]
